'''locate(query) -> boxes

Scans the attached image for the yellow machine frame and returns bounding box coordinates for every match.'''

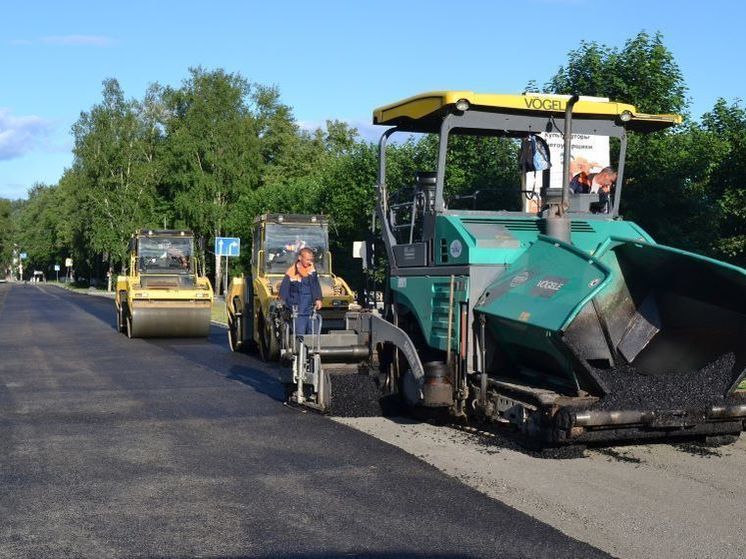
[226,214,355,360]
[115,229,213,338]
[373,90,681,132]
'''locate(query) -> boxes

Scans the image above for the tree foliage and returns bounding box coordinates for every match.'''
[70,79,164,268]
[701,99,746,263]
[5,30,746,286]
[13,184,65,268]
[0,198,13,272]
[544,30,745,264]
[547,31,688,115]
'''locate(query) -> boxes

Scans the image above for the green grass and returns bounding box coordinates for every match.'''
[211,299,227,324]
[53,281,115,297]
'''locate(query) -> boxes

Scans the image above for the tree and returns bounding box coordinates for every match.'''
[13,184,65,276]
[620,123,725,252]
[54,167,96,279]
[251,84,308,185]
[545,31,746,264]
[223,119,369,282]
[543,31,726,253]
[547,31,688,115]
[701,99,746,264]
[0,198,14,276]
[161,67,262,292]
[71,78,163,271]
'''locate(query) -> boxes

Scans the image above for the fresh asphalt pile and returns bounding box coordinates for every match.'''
[591,352,744,412]
[328,371,384,417]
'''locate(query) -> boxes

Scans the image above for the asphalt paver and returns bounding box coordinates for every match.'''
[0,283,609,559]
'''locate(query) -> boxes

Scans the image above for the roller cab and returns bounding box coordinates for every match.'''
[115,229,213,338]
[225,214,356,360]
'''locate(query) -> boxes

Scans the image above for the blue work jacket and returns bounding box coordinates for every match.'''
[279,264,323,315]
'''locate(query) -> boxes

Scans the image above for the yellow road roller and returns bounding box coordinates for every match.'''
[115,229,213,338]
[226,214,356,360]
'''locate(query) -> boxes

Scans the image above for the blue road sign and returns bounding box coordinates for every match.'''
[54,264,60,271]
[215,237,240,257]
[19,252,27,260]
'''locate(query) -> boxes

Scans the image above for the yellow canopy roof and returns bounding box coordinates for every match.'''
[373,91,682,133]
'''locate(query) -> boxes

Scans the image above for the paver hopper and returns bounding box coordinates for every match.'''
[471,236,746,444]
[115,229,213,338]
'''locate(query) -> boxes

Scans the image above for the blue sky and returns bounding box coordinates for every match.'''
[1,0,744,200]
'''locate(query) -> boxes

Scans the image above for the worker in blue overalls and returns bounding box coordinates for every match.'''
[279,247,323,335]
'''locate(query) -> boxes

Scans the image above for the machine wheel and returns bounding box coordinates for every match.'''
[390,302,448,411]
[126,313,134,339]
[116,306,124,333]
[116,296,128,334]
[282,382,296,401]
[228,311,243,352]
[375,304,417,412]
[258,314,280,362]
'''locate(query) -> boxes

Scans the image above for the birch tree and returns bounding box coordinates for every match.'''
[161,67,262,293]
[71,78,161,269]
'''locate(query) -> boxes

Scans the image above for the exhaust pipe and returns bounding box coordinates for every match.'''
[562,94,580,212]
[545,94,579,244]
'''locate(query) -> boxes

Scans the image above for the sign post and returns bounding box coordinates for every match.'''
[54,264,60,283]
[65,257,73,283]
[214,237,240,296]
[19,252,27,281]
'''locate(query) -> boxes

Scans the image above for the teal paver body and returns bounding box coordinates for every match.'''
[390,213,746,395]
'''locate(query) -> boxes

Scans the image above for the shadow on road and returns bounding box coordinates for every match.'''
[50,285,289,403]
[47,286,120,331]
[225,363,286,402]
[142,328,290,404]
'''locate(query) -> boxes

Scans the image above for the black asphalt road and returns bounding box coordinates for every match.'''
[0,283,609,559]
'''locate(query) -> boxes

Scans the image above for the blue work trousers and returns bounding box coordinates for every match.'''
[294,313,320,336]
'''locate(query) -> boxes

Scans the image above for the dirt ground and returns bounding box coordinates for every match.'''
[335,417,746,559]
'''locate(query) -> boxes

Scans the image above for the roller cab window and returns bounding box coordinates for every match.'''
[137,237,194,274]
[263,224,328,274]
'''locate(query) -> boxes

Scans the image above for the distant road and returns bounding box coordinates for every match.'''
[0,283,607,559]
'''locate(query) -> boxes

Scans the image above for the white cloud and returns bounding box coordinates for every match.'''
[296,119,326,133]
[297,118,395,143]
[0,108,55,160]
[348,120,386,143]
[0,183,33,200]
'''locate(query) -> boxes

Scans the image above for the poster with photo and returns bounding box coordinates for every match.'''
[523,96,611,211]
[541,131,610,190]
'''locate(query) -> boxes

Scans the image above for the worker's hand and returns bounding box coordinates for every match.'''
[314,299,323,311]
